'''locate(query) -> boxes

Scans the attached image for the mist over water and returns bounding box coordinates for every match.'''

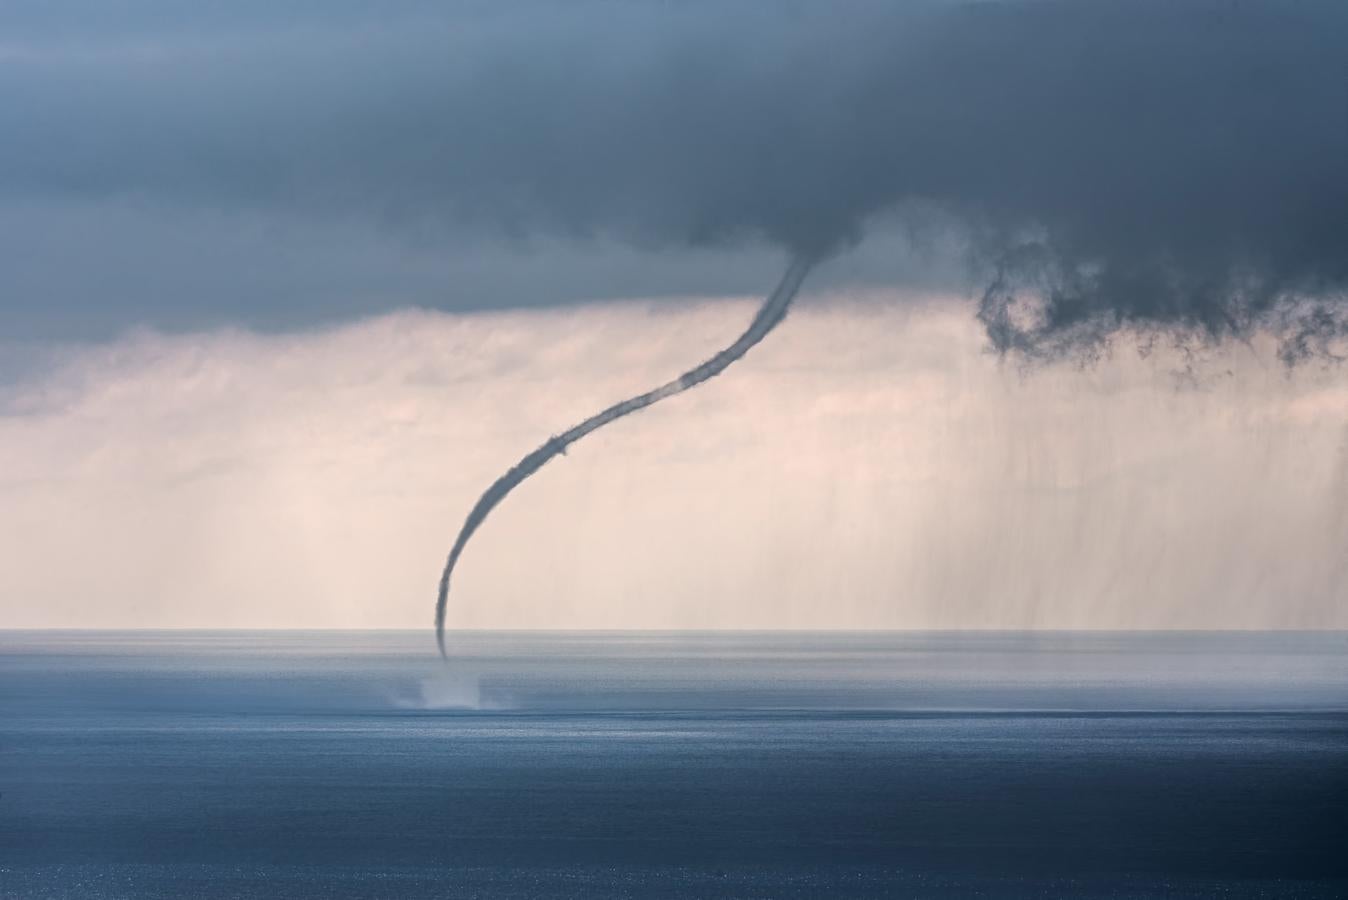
[5,629,1345,715]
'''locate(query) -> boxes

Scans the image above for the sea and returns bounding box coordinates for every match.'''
[2,630,1346,898]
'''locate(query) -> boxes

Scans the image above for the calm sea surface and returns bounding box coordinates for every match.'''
[2,630,1346,898]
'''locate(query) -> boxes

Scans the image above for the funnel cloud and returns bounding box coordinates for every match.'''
[436,258,811,657]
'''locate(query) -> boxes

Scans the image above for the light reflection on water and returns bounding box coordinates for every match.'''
[4,630,1346,715]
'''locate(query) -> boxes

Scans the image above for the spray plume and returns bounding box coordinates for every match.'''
[435,256,811,658]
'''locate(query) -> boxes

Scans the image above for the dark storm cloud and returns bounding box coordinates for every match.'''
[2,0,1345,353]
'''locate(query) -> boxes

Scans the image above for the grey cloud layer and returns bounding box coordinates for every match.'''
[3,0,1345,351]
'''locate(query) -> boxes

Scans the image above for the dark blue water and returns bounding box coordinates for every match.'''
[3,631,1346,898]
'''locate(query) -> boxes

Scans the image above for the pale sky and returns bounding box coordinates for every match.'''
[5,286,1346,630]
